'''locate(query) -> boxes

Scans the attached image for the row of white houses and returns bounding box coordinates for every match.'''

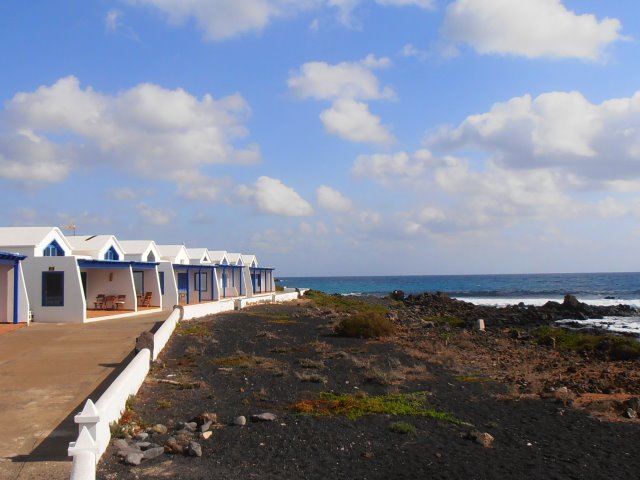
[0,227,276,324]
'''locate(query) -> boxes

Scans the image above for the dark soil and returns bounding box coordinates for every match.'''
[98,300,640,480]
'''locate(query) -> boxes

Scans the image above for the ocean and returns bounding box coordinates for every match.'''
[277,272,640,335]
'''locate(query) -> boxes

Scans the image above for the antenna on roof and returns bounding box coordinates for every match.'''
[62,223,77,236]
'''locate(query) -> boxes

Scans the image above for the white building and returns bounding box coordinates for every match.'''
[0,251,29,324]
[243,254,276,295]
[119,240,166,310]
[158,245,218,305]
[0,227,162,323]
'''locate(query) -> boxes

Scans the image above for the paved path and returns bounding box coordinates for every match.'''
[0,312,169,480]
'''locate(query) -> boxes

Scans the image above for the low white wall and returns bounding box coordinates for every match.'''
[182,299,235,320]
[152,308,181,361]
[273,291,300,303]
[93,348,151,458]
[235,294,273,309]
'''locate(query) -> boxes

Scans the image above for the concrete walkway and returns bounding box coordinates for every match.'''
[0,312,169,480]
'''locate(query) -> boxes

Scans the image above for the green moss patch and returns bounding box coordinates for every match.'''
[294,391,465,424]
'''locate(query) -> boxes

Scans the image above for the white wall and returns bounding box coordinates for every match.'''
[182,299,235,320]
[242,266,253,298]
[21,257,86,323]
[132,268,162,308]
[158,262,178,310]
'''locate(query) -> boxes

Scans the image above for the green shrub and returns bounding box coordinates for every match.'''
[335,311,395,338]
[533,326,640,360]
[389,421,417,434]
[305,290,388,315]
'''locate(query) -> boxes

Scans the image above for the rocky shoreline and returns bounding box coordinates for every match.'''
[396,291,637,328]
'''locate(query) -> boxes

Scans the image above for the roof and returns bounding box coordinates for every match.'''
[0,251,26,261]
[0,226,68,248]
[242,254,258,267]
[208,250,228,264]
[66,235,124,256]
[119,240,156,254]
[226,252,243,265]
[157,244,186,256]
[187,248,212,263]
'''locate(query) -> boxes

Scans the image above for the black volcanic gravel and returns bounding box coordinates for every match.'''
[97,302,640,480]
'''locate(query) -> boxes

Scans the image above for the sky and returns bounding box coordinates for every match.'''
[1,0,639,276]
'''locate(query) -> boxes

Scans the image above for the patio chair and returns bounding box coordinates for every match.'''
[114,295,126,310]
[141,292,152,307]
[94,294,106,310]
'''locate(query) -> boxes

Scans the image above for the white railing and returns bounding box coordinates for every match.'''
[68,290,306,479]
[152,307,181,361]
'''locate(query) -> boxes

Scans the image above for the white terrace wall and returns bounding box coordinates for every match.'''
[182,299,235,320]
[21,256,85,323]
[158,262,178,309]
[82,268,136,311]
[242,266,253,298]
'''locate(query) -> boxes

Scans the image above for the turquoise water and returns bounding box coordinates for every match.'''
[278,272,640,303]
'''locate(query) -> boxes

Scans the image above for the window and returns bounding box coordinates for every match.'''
[42,271,64,306]
[159,271,165,295]
[194,272,208,291]
[177,272,188,292]
[147,251,156,262]
[222,270,227,289]
[105,246,119,261]
[43,240,64,257]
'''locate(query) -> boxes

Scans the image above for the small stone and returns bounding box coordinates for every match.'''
[626,408,638,419]
[143,446,165,460]
[233,416,247,426]
[134,432,149,441]
[188,441,202,457]
[135,442,152,450]
[113,438,129,450]
[200,421,212,432]
[202,431,213,440]
[184,422,198,432]
[151,424,168,434]
[164,437,184,455]
[124,452,144,466]
[191,412,218,426]
[251,413,277,422]
[467,430,494,448]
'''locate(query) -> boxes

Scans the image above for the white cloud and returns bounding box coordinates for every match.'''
[288,55,394,101]
[127,0,291,41]
[289,55,395,145]
[137,202,174,225]
[352,149,438,183]
[320,99,394,145]
[0,76,259,186]
[429,90,640,183]
[238,176,313,216]
[0,131,70,184]
[316,185,353,212]
[442,0,623,61]
[376,0,433,8]
[105,9,123,32]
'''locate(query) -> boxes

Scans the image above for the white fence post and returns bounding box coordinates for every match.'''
[74,399,100,443]
[68,426,97,480]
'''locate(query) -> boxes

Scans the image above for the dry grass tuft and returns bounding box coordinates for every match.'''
[295,371,328,384]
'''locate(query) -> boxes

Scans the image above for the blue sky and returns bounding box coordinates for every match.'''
[1,0,639,276]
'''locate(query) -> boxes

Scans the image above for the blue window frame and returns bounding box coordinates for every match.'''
[159,271,165,295]
[194,272,207,291]
[104,246,119,261]
[42,271,64,306]
[177,272,188,292]
[43,240,64,257]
